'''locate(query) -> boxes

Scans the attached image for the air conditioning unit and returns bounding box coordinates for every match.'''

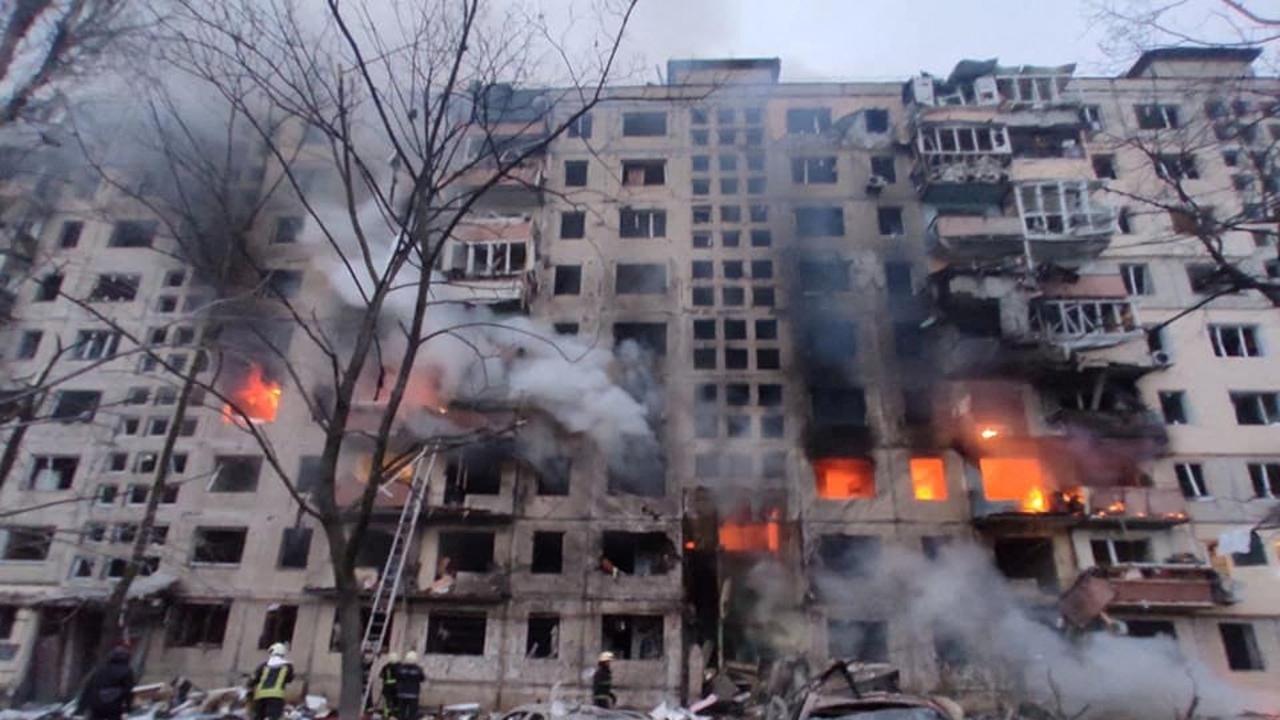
[1150,350,1173,367]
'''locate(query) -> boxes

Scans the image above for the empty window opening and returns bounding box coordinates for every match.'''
[1090,538,1151,565]
[1156,153,1199,180]
[622,160,665,186]
[795,207,845,238]
[88,273,140,302]
[601,532,675,576]
[1210,325,1261,357]
[257,604,298,650]
[526,614,559,658]
[1176,463,1209,499]
[437,531,495,574]
[1249,462,1280,498]
[278,527,312,569]
[561,211,585,239]
[622,112,667,137]
[427,613,487,655]
[601,614,663,659]
[355,528,394,568]
[814,458,875,500]
[993,537,1057,591]
[1092,154,1117,179]
[818,535,881,578]
[1231,392,1280,425]
[0,526,53,561]
[877,207,904,236]
[553,265,581,295]
[444,450,503,502]
[828,619,888,662]
[1220,623,1265,671]
[810,386,866,427]
[1121,264,1152,295]
[16,330,42,359]
[51,390,100,422]
[531,531,563,574]
[192,528,248,565]
[27,456,78,491]
[619,208,666,238]
[787,108,831,135]
[792,157,837,184]
[34,272,62,301]
[1160,391,1188,424]
[1124,620,1175,639]
[212,455,262,492]
[1135,104,1180,130]
[870,156,896,183]
[614,322,666,357]
[532,457,571,496]
[911,457,946,501]
[564,160,588,187]
[979,458,1049,511]
[615,264,667,294]
[167,603,230,647]
[108,220,157,248]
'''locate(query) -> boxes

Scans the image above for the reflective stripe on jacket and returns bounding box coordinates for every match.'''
[254,663,292,700]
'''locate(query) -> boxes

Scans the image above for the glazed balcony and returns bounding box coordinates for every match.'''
[1083,487,1187,527]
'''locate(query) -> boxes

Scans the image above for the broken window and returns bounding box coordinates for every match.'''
[34,272,62,301]
[601,532,674,576]
[818,534,881,577]
[70,330,121,361]
[533,457,571,496]
[16,330,42,359]
[864,109,890,133]
[273,217,303,244]
[795,206,845,238]
[1176,463,1209,499]
[278,528,312,569]
[88,273,140,302]
[560,211,585,239]
[1090,538,1151,565]
[1156,154,1199,180]
[828,619,888,662]
[27,456,78,491]
[50,390,100,422]
[601,614,663,659]
[212,456,261,492]
[526,614,559,658]
[876,207,904,236]
[1231,392,1280,425]
[622,112,666,137]
[1029,298,1136,339]
[427,613,487,655]
[437,531,494,574]
[1159,391,1188,424]
[619,209,666,238]
[1120,263,1151,296]
[1135,104,1180,130]
[553,265,581,296]
[1117,207,1133,233]
[531,531,563,574]
[614,322,667,356]
[1017,181,1111,236]
[750,229,771,246]
[814,459,875,500]
[786,108,831,135]
[791,157,837,184]
[615,264,667,294]
[979,458,1049,509]
[883,261,912,296]
[910,458,946,501]
[1092,154,1117,179]
[1248,463,1280,498]
[947,297,998,336]
[564,160,588,187]
[1210,325,1261,357]
[192,527,248,565]
[1220,623,1265,670]
[869,155,896,183]
[622,160,665,186]
[810,386,865,427]
[168,603,230,647]
[0,526,53,561]
[257,605,298,650]
[993,537,1057,591]
[108,220,157,248]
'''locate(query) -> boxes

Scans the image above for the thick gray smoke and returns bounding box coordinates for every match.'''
[813,543,1253,717]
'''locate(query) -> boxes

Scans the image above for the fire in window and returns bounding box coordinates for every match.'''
[978,457,1050,511]
[222,364,282,424]
[814,458,875,500]
[910,457,946,501]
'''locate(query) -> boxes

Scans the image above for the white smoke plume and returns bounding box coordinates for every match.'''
[813,543,1255,718]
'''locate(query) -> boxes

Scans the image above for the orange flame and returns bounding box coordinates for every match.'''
[222,364,282,424]
[1024,486,1047,512]
[910,457,947,501]
[719,511,781,553]
[814,458,876,499]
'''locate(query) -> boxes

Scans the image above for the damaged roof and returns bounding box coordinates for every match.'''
[1125,46,1263,78]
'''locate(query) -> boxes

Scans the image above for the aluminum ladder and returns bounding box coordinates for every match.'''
[360,447,437,709]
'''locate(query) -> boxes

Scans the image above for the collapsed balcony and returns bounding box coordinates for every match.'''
[1060,563,1232,622]
[1026,297,1140,349]
[1039,370,1169,444]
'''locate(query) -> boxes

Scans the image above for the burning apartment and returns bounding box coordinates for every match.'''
[0,46,1278,714]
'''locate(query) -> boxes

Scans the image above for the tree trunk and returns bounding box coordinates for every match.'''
[0,414,31,491]
[327,525,365,719]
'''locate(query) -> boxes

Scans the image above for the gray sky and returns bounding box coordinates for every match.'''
[606,0,1274,82]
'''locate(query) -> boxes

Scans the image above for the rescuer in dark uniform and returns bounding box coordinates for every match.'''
[391,651,426,720]
[247,643,295,720]
[592,651,616,708]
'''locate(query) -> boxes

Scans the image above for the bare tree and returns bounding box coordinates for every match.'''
[0,0,131,125]
[54,0,640,712]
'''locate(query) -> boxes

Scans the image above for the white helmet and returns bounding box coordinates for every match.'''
[598,651,615,663]
[269,642,288,657]
[404,650,420,664]
[385,652,402,664]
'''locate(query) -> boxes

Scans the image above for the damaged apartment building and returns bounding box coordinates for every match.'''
[0,46,1278,710]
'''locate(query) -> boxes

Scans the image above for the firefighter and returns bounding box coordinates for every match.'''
[77,646,136,720]
[592,651,616,708]
[379,652,402,718]
[247,643,295,720]
[391,651,426,720]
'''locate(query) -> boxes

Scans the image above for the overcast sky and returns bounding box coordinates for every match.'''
[603,0,1274,82]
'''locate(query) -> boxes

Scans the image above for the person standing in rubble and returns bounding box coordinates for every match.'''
[247,643,295,720]
[379,651,402,718]
[592,651,616,708]
[78,646,135,720]
[390,651,426,720]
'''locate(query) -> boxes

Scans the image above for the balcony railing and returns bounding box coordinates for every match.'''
[1028,299,1139,346]
[1096,563,1229,609]
[1085,486,1187,524]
